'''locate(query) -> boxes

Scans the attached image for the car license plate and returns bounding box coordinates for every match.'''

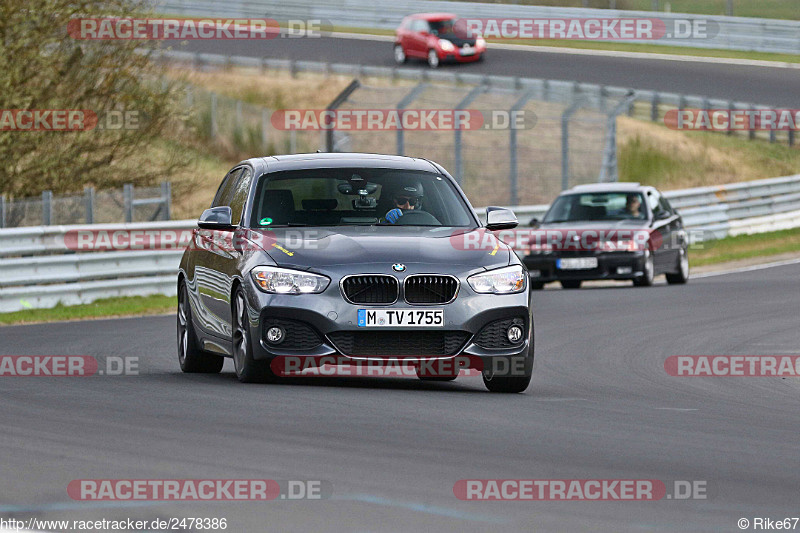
[461,46,475,56]
[557,258,598,270]
[358,309,444,327]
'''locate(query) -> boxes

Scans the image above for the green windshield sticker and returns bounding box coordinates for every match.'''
[259,217,273,226]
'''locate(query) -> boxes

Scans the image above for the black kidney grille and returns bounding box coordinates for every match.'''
[327,331,470,357]
[263,319,322,351]
[341,275,398,304]
[404,275,458,304]
[474,317,526,349]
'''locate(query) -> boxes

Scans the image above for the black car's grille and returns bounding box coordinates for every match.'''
[263,319,322,351]
[404,275,459,304]
[327,331,470,357]
[341,275,398,304]
[475,317,526,349]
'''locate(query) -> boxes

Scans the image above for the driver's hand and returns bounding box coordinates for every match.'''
[386,208,403,224]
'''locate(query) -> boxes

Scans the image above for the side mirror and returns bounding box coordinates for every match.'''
[198,206,234,230]
[485,207,518,231]
[655,210,671,221]
[529,217,539,228]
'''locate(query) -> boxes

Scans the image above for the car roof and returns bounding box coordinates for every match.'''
[410,13,458,22]
[562,182,654,195]
[251,152,442,173]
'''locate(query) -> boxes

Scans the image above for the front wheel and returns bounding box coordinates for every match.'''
[633,249,655,287]
[666,247,689,284]
[232,288,275,383]
[393,44,407,64]
[482,358,533,393]
[178,282,224,374]
[427,49,440,68]
[560,280,581,289]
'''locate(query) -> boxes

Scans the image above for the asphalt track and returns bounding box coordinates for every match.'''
[1,262,798,532]
[171,35,800,107]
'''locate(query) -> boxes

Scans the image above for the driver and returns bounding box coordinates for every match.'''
[384,183,423,224]
[624,194,643,218]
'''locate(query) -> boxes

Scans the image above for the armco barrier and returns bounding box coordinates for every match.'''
[1,174,799,312]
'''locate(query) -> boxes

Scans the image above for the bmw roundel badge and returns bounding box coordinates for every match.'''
[392,264,406,272]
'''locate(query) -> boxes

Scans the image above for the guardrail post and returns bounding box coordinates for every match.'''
[0,194,5,228]
[84,186,95,224]
[454,85,488,186]
[161,182,171,221]
[651,92,660,122]
[395,82,428,156]
[123,184,133,223]
[325,79,361,152]
[42,190,52,226]
[727,101,735,136]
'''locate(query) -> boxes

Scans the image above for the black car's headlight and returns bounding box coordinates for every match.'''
[467,265,526,294]
[251,266,330,294]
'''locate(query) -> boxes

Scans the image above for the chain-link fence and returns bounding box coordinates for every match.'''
[0,183,171,228]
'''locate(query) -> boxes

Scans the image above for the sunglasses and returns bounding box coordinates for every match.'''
[394,196,420,207]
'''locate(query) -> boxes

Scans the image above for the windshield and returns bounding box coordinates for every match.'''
[543,192,648,223]
[430,18,457,36]
[249,168,476,228]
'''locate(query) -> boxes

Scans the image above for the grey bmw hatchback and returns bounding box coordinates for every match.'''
[177,153,533,393]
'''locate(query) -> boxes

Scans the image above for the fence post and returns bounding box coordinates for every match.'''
[395,82,428,156]
[508,88,537,206]
[454,85,488,186]
[261,109,270,153]
[599,91,636,183]
[651,92,660,122]
[561,98,587,191]
[324,79,361,152]
[210,93,218,139]
[790,129,795,147]
[123,184,133,223]
[161,182,172,221]
[0,194,5,228]
[42,190,52,226]
[84,186,95,224]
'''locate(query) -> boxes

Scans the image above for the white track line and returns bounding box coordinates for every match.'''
[329,31,800,70]
[692,257,800,279]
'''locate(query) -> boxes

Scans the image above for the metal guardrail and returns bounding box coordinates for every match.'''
[1,175,799,313]
[155,0,800,55]
[153,49,796,145]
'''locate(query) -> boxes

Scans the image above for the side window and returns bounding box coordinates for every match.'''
[412,20,429,33]
[229,168,253,225]
[659,196,674,216]
[212,168,242,208]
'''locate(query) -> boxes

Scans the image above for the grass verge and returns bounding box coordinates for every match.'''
[690,227,800,267]
[0,295,176,326]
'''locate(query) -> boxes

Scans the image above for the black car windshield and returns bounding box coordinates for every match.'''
[249,168,476,228]
[543,192,648,223]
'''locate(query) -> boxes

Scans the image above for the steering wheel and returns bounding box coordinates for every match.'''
[392,210,441,226]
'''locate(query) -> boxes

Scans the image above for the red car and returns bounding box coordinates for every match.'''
[394,13,486,68]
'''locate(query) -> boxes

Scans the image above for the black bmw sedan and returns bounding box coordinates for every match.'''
[177,153,533,392]
[523,183,690,289]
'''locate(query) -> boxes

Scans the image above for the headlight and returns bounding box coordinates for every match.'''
[438,39,455,51]
[251,266,330,294]
[468,265,526,294]
[476,37,486,48]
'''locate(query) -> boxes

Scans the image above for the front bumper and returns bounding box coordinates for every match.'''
[241,273,533,373]
[524,251,647,283]
[438,48,484,63]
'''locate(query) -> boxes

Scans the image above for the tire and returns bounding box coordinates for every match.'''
[177,282,224,374]
[666,247,689,284]
[633,249,655,287]
[232,287,275,383]
[482,358,533,393]
[529,281,545,291]
[393,44,407,65]
[427,49,440,68]
[560,280,581,289]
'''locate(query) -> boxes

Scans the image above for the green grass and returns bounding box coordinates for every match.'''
[0,294,176,326]
[690,227,800,266]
